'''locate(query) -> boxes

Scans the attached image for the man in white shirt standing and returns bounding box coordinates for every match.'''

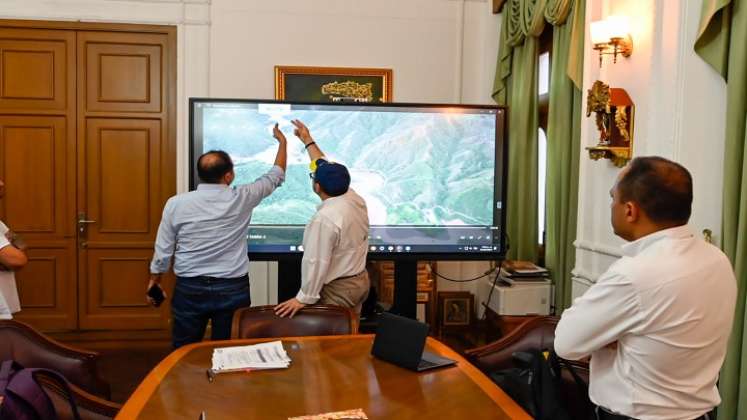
[0,178,29,319]
[555,156,736,420]
[275,120,369,319]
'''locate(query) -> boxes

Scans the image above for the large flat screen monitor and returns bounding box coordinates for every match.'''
[190,99,507,260]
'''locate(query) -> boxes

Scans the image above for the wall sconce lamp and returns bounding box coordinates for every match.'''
[591,16,633,67]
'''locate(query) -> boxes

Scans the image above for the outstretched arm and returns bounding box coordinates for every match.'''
[234,123,287,205]
[272,123,288,172]
[291,120,324,161]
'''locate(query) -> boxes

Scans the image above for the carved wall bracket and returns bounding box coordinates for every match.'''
[586,80,634,167]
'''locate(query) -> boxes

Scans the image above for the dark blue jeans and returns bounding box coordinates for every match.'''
[171,274,251,349]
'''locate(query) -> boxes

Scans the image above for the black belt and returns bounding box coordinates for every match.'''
[594,406,711,420]
[176,274,249,283]
[333,270,366,281]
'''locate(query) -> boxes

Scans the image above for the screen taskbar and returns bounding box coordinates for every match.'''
[246,225,502,254]
[248,244,501,254]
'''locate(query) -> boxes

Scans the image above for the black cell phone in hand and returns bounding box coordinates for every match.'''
[147,284,165,307]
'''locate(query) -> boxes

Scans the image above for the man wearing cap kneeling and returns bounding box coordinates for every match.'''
[275,120,370,318]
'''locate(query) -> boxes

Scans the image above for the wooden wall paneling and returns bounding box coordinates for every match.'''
[0,27,77,330]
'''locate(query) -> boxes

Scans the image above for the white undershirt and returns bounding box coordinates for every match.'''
[555,225,737,420]
[0,221,21,319]
[296,189,369,304]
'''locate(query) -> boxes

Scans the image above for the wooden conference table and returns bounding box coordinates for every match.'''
[117,335,530,419]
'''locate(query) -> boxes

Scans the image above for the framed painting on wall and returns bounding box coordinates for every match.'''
[274,65,393,103]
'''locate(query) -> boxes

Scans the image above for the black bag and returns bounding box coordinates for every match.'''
[489,349,586,420]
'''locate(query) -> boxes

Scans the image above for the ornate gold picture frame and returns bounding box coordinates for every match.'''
[274,65,393,103]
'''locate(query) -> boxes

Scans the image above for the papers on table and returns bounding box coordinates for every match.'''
[211,340,291,373]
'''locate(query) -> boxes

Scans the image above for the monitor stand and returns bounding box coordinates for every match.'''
[389,260,417,319]
[277,259,418,320]
[277,259,302,303]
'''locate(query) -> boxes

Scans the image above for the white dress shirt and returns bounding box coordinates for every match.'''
[296,189,369,304]
[150,166,285,278]
[0,221,21,319]
[555,225,736,420]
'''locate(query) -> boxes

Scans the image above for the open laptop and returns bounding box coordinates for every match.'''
[371,312,457,372]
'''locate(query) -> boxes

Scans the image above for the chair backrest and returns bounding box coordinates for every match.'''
[0,320,111,399]
[467,317,560,372]
[231,305,357,339]
[465,316,592,420]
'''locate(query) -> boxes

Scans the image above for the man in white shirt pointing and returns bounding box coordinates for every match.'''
[275,120,370,319]
[555,156,736,420]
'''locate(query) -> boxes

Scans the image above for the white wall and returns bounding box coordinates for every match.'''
[0,0,503,307]
[572,0,727,297]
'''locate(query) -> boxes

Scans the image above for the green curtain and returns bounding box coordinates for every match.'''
[694,0,747,418]
[492,0,584,303]
[545,0,585,313]
[493,1,541,262]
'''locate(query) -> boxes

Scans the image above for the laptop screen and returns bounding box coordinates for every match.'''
[371,313,429,370]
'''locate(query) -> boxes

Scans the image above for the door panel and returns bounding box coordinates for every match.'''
[80,118,169,329]
[85,119,161,239]
[83,37,162,113]
[0,30,70,111]
[77,31,175,330]
[83,249,163,329]
[0,28,76,331]
[3,124,56,231]
[14,246,76,329]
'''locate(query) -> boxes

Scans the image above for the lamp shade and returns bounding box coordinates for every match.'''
[590,20,611,45]
[606,15,630,39]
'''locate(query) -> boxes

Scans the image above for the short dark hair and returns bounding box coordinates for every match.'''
[617,156,693,224]
[197,150,233,183]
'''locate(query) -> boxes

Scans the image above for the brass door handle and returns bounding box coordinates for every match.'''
[77,214,96,234]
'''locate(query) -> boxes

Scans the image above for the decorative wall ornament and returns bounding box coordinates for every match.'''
[585,80,634,167]
[274,66,392,103]
[493,0,508,14]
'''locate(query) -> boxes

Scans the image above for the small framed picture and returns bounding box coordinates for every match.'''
[438,291,474,329]
[274,65,393,103]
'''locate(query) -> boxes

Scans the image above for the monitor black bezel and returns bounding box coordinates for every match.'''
[189,97,508,261]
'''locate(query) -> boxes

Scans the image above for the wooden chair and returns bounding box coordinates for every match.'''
[465,316,592,419]
[231,305,357,339]
[0,320,111,399]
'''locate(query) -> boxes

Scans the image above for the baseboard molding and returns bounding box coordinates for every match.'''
[48,329,171,343]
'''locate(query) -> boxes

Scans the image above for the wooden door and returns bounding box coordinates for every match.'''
[0,28,77,330]
[76,30,175,330]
